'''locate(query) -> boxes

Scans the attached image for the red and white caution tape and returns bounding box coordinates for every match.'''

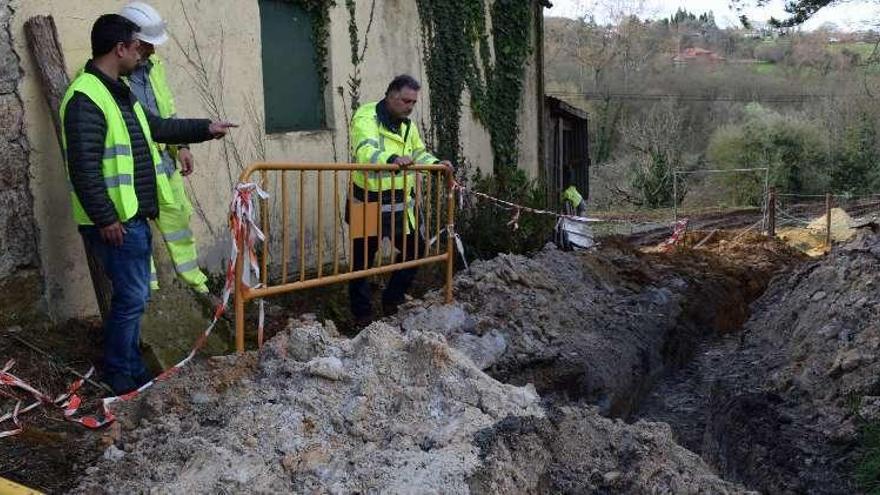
[0,182,268,435]
[426,224,469,271]
[0,359,95,437]
[228,182,268,347]
[659,219,690,252]
[451,179,607,226]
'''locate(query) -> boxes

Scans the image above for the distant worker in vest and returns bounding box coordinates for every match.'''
[558,178,595,250]
[562,182,587,216]
[119,2,209,296]
[347,75,452,327]
[61,14,236,394]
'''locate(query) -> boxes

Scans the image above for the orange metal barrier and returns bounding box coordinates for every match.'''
[234,163,456,352]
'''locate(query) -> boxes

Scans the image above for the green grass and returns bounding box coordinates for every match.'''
[753,61,778,75]
[831,41,876,58]
[857,420,880,494]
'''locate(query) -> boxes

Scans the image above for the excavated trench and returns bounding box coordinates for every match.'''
[436,232,811,492]
[633,231,880,495]
[460,229,873,495]
[475,234,791,414]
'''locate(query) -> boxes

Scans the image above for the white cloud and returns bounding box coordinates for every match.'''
[545,0,880,31]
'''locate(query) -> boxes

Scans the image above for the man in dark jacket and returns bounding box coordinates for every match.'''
[61,14,235,394]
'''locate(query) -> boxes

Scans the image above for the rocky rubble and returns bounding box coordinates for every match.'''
[400,243,686,416]
[400,237,796,417]
[74,319,541,493]
[73,318,747,494]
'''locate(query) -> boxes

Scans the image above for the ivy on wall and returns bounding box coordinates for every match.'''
[278,0,534,183]
[283,0,336,94]
[416,0,534,181]
[345,0,377,113]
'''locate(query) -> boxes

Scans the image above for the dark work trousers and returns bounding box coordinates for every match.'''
[349,230,427,319]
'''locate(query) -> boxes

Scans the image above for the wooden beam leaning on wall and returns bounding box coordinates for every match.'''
[24,15,112,320]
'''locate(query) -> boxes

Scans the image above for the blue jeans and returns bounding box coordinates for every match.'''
[80,218,151,388]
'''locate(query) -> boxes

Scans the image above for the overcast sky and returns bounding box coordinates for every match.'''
[545,0,880,31]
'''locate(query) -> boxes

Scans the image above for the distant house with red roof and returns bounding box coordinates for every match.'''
[673,47,726,64]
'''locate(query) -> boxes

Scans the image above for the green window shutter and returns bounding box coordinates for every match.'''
[258,0,325,133]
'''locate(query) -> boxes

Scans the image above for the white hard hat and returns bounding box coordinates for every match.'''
[119,2,168,46]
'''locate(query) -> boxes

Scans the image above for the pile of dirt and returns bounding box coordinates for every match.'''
[638,229,880,494]
[778,207,857,257]
[806,207,856,242]
[72,317,748,494]
[777,227,828,256]
[400,236,800,416]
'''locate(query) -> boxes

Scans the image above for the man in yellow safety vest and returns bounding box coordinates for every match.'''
[562,183,587,216]
[347,75,452,326]
[120,2,210,295]
[61,14,235,394]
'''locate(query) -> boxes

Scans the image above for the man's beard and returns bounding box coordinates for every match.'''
[119,64,136,77]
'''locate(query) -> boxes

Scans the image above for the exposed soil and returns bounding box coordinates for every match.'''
[0,319,105,493]
[637,229,880,494]
[8,226,863,494]
[399,233,802,417]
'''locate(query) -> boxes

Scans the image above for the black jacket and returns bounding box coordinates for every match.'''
[64,60,212,227]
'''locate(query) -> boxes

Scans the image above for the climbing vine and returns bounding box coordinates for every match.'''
[345,0,377,113]
[416,0,534,181]
[284,0,336,95]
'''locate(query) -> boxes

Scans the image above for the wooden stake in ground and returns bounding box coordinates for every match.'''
[825,192,832,249]
[24,15,112,321]
[767,187,776,238]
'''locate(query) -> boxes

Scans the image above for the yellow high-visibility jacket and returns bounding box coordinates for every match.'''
[350,101,439,233]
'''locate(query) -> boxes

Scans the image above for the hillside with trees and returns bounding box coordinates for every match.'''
[545,6,880,210]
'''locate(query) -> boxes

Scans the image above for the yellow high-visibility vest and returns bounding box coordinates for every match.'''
[60,71,171,225]
[350,101,438,232]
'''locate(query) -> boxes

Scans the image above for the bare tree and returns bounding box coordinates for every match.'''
[615,99,687,207]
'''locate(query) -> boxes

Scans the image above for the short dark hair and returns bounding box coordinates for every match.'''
[91,14,140,58]
[386,75,421,96]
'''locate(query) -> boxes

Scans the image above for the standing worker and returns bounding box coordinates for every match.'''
[120,2,210,295]
[347,75,452,327]
[557,176,594,250]
[61,14,236,394]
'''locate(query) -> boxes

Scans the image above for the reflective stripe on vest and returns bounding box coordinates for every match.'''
[176,260,199,274]
[60,71,172,225]
[104,144,131,159]
[351,197,415,213]
[163,228,193,243]
[355,138,379,154]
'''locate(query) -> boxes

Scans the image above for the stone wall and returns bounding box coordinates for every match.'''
[0,0,40,326]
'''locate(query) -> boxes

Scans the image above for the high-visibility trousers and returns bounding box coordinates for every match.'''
[149,169,208,294]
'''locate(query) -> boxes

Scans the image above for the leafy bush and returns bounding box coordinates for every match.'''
[707,103,829,204]
[831,112,880,195]
[457,168,556,260]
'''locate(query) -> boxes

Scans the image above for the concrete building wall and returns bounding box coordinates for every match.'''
[11,0,542,320]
